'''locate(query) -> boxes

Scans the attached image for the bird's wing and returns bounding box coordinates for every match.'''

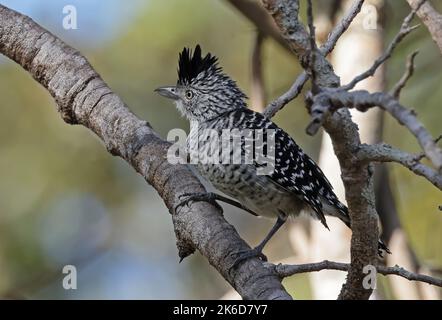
[226,108,348,227]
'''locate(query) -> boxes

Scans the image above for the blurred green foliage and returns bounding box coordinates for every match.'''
[0,0,440,299]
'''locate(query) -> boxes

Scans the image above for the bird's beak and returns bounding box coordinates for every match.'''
[154,86,180,100]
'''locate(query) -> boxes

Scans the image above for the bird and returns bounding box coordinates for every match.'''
[155,45,389,266]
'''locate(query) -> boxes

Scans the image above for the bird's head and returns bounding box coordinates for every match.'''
[155,45,247,122]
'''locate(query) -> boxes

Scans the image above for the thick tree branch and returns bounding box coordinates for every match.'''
[271,261,442,287]
[407,0,442,54]
[225,0,292,53]
[306,3,442,174]
[0,4,292,300]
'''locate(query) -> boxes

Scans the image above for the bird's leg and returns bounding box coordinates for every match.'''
[232,212,287,268]
[175,192,258,216]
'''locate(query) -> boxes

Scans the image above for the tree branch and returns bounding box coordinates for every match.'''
[306,0,318,91]
[225,0,292,53]
[0,4,292,300]
[262,0,339,87]
[341,0,425,91]
[262,0,364,118]
[357,143,442,190]
[390,50,419,99]
[263,72,308,118]
[272,260,442,287]
[406,0,442,54]
[262,0,379,300]
[307,89,442,172]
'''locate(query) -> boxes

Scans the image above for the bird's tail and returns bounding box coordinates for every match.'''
[321,196,391,256]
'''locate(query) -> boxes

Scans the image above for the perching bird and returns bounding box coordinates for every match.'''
[156,45,389,265]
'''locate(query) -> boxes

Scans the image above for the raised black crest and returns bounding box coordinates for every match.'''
[177,45,220,85]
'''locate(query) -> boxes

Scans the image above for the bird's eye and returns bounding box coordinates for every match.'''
[185,90,194,100]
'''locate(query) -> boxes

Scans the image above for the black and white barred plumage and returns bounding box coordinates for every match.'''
[156,45,388,258]
[195,107,351,229]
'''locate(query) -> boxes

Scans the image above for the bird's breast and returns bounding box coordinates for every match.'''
[195,163,304,218]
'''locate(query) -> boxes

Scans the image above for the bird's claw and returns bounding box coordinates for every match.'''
[174,193,194,212]
[175,192,223,213]
[231,247,268,269]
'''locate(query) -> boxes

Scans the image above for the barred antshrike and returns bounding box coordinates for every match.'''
[156,45,389,266]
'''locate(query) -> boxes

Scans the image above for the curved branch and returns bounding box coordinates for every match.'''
[262,0,339,87]
[272,261,442,287]
[390,50,419,99]
[357,143,442,190]
[307,89,442,172]
[262,0,379,300]
[263,0,364,118]
[225,0,292,53]
[341,0,424,91]
[321,0,365,56]
[0,4,291,300]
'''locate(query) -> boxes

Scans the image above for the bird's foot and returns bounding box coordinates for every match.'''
[175,192,223,213]
[231,247,268,269]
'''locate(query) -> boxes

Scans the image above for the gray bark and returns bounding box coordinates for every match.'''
[406,0,442,53]
[0,4,291,300]
[263,0,379,299]
[310,0,385,299]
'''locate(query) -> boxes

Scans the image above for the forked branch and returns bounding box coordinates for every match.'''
[271,261,442,287]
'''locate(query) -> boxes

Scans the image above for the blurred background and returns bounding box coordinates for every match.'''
[0,0,440,299]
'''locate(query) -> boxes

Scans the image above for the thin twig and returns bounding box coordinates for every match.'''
[273,260,442,287]
[262,73,308,118]
[263,0,364,118]
[357,143,442,190]
[306,89,442,171]
[306,0,318,92]
[342,0,426,91]
[390,51,419,99]
[322,0,365,56]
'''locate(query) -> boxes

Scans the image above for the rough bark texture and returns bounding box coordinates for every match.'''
[2,1,440,300]
[262,0,364,117]
[308,90,442,186]
[262,0,378,299]
[0,4,292,300]
[406,0,442,53]
[309,0,384,299]
[262,0,339,88]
